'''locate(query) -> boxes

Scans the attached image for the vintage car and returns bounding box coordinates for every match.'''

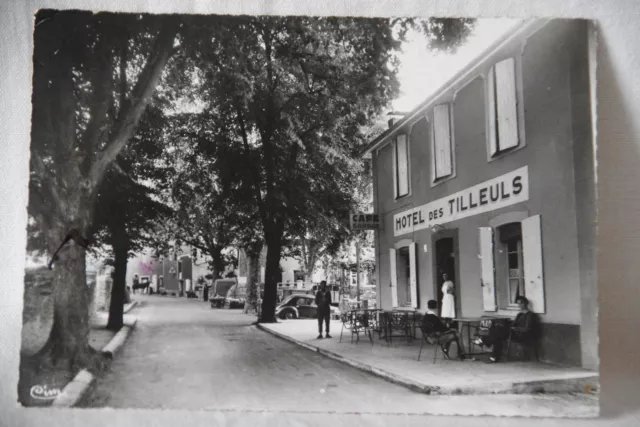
[224,283,246,309]
[210,279,237,308]
[275,294,340,320]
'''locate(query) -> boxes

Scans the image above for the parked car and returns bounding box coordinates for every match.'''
[224,282,246,309]
[210,279,237,308]
[275,294,340,320]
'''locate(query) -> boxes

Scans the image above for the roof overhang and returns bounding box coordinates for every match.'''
[359,18,551,158]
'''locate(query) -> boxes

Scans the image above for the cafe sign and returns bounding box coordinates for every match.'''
[393,166,529,237]
[350,212,381,230]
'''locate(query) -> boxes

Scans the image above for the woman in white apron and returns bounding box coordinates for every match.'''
[441,273,456,321]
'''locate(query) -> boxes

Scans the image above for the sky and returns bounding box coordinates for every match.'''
[392,18,523,112]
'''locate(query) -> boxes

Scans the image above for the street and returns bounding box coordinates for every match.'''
[78,295,597,416]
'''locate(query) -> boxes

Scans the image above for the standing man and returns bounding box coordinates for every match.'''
[315,280,332,339]
[132,274,140,295]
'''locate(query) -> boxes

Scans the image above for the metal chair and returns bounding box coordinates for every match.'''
[385,311,412,345]
[417,322,445,364]
[339,311,354,343]
[339,310,374,344]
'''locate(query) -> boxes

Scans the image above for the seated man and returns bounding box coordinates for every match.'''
[474,296,539,363]
[421,300,465,360]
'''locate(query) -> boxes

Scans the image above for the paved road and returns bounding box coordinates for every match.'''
[78,295,597,417]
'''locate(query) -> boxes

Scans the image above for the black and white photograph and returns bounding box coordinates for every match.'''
[15,10,602,418]
[5,1,640,425]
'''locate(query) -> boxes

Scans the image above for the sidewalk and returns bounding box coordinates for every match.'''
[258,319,599,396]
[19,302,139,407]
[89,302,138,350]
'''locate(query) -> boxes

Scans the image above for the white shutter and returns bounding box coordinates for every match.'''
[409,243,418,308]
[433,104,452,179]
[391,140,398,198]
[389,248,398,308]
[487,67,498,156]
[396,135,409,196]
[522,215,545,313]
[479,227,497,312]
[495,57,519,150]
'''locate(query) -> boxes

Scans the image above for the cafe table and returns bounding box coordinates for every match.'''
[382,309,418,344]
[453,316,511,357]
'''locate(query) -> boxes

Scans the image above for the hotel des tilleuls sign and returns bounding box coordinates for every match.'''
[393,166,529,237]
[350,212,380,230]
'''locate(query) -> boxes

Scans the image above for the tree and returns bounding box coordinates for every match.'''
[175,16,476,323]
[91,104,172,331]
[180,16,402,322]
[28,10,179,370]
[158,112,242,280]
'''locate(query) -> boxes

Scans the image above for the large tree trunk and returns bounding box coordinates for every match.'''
[208,245,225,280]
[243,242,263,314]
[260,225,283,323]
[107,231,128,331]
[47,227,104,371]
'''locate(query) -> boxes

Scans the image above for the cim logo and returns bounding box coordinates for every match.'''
[30,384,61,400]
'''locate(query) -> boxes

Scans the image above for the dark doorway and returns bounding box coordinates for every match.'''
[396,247,411,307]
[434,237,456,317]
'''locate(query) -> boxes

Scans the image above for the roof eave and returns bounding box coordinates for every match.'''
[359,18,550,158]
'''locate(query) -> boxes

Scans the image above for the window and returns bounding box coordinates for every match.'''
[389,243,418,309]
[432,104,453,180]
[487,57,520,156]
[478,216,546,314]
[394,134,409,198]
[500,223,525,307]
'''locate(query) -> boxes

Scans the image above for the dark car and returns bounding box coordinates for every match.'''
[210,279,237,308]
[275,294,339,320]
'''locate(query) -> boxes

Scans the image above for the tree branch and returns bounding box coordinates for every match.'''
[89,18,179,190]
[80,29,114,172]
[119,29,128,115]
[235,104,267,226]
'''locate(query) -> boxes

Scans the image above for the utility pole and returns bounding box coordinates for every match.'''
[356,235,361,306]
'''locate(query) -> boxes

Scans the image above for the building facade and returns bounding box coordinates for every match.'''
[363,19,597,369]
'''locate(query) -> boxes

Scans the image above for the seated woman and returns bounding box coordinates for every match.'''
[474,296,539,363]
[421,300,465,360]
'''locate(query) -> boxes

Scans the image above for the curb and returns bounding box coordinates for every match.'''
[51,317,138,408]
[102,317,138,358]
[123,300,138,314]
[256,324,598,396]
[51,369,94,408]
[256,324,434,394]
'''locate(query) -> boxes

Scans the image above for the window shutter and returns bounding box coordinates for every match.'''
[389,248,398,308]
[487,67,498,156]
[479,227,497,312]
[495,57,519,150]
[396,135,409,196]
[522,215,545,313]
[392,140,398,198]
[409,243,418,308]
[433,104,452,179]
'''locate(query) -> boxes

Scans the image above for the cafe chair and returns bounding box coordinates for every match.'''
[417,322,449,364]
[505,327,540,362]
[339,310,374,345]
[339,311,354,343]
